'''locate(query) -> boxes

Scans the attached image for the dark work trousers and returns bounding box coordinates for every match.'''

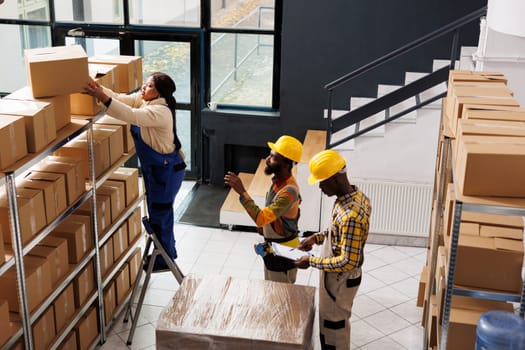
[131,125,185,264]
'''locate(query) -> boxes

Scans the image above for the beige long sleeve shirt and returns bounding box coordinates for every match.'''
[102,86,176,154]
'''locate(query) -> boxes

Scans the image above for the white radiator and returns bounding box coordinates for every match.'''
[352,180,433,237]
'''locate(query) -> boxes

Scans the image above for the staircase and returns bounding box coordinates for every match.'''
[219,7,487,246]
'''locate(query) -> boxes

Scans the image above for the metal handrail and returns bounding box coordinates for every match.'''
[324,6,487,147]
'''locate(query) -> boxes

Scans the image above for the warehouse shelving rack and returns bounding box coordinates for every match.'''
[0,114,144,350]
[423,126,525,350]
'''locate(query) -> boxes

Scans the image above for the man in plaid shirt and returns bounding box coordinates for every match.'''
[296,149,371,350]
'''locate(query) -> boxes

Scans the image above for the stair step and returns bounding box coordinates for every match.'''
[301,130,327,163]
[405,71,447,110]
[377,84,417,123]
[459,46,477,70]
[219,172,256,227]
[432,58,459,71]
[323,109,349,120]
[350,97,385,137]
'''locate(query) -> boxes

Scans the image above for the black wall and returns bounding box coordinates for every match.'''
[202,0,487,184]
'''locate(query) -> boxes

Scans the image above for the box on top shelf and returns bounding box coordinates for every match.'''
[156,274,316,350]
[446,86,519,137]
[25,45,89,98]
[448,70,507,86]
[88,55,143,93]
[0,115,27,170]
[70,63,118,116]
[0,99,56,153]
[462,104,525,123]
[4,86,71,131]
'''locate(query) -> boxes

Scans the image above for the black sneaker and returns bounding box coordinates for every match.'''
[142,255,170,273]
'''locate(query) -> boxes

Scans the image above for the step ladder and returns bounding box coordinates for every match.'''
[123,216,185,345]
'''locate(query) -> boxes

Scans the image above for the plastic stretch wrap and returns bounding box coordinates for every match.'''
[156,274,316,349]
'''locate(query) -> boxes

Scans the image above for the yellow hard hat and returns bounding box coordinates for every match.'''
[308,149,346,184]
[267,135,303,163]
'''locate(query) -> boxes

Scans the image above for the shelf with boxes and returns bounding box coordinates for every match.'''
[421,70,525,350]
[0,124,145,350]
[0,44,145,350]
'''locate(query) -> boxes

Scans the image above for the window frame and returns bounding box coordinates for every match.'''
[204,0,282,111]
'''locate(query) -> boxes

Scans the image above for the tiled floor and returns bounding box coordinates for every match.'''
[98,181,426,350]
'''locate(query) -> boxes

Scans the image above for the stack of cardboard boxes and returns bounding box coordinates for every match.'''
[0,45,145,350]
[419,70,525,349]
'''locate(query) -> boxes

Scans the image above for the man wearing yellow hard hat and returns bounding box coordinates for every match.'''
[224,135,303,283]
[295,149,371,350]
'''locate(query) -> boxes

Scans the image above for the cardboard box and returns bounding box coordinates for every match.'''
[5,86,71,131]
[446,296,514,350]
[108,167,139,207]
[0,255,52,312]
[446,231,523,293]
[31,156,85,205]
[70,64,118,116]
[57,331,77,350]
[53,283,75,333]
[0,187,46,245]
[99,181,125,222]
[73,261,95,308]
[52,214,93,264]
[448,70,507,86]
[127,207,143,243]
[29,236,69,287]
[455,138,525,197]
[112,224,128,262]
[0,299,10,346]
[21,171,67,224]
[75,194,111,235]
[88,55,143,93]
[93,124,124,166]
[103,282,116,325]
[461,210,525,228]
[75,307,99,349]
[32,306,56,350]
[457,119,525,139]
[25,45,89,98]
[156,275,316,350]
[0,99,56,152]
[462,104,525,123]
[115,264,130,306]
[128,248,142,287]
[96,114,134,153]
[54,132,110,180]
[0,115,27,169]
[99,238,114,277]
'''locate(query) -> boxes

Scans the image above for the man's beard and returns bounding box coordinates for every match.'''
[264,163,280,175]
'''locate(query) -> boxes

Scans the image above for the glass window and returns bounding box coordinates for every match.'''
[210,33,273,107]
[54,0,123,24]
[130,0,200,27]
[211,0,274,30]
[0,0,49,20]
[65,37,120,56]
[0,23,51,93]
[135,40,191,104]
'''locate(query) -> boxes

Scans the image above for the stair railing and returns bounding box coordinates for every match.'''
[324,6,487,148]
